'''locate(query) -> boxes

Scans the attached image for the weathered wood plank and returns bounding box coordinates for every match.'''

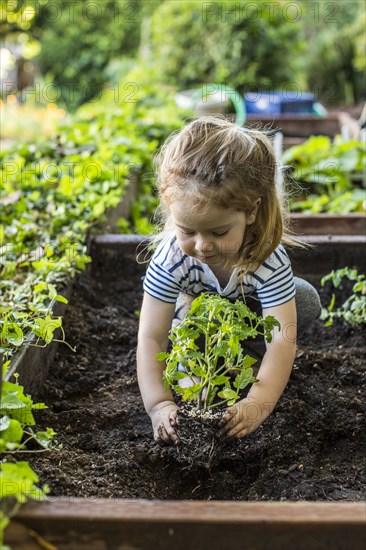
[92,233,366,247]
[92,234,147,247]
[289,214,366,236]
[246,114,341,137]
[289,235,366,276]
[92,233,366,276]
[6,499,365,550]
[103,174,140,232]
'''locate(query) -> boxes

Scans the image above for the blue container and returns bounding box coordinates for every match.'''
[244,91,315,115]
[244,92,282,115]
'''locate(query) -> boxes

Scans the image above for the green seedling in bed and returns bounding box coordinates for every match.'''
[158,293,280,411]
[321,267,366,326]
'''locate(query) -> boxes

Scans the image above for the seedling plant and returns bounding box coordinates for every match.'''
[321,267,366,326]
[158,293,279,466]
[160,293,279,410]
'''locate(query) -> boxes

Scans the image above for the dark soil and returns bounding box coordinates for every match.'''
[28,246,365,502]
[175,407,225,469]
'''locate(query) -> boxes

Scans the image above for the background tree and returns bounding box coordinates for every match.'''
[148,0,305,94]
[1,0,364,110]
[37,0,142,110]
[297,0,365,105]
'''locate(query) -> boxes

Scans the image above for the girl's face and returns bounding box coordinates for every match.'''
[170,199,259,267]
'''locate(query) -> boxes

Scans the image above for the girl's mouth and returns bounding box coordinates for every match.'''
[197,254,217,261]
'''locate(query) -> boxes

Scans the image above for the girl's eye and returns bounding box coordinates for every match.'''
[181,229,195,236]
[212,231,228,237]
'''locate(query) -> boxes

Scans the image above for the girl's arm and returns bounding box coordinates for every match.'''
[218,298,297,439]
[137,292,178,444]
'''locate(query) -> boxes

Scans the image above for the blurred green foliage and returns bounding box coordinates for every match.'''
[283,135,366,213]
[2,0,365,109]
[37,0,141,109]
[299,0,365,105]
[0,62,186,362]
[149,0,305,94]
[0,65,186,541]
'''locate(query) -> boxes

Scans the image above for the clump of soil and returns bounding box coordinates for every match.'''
[27,245,366,501]
[176,407,224,468]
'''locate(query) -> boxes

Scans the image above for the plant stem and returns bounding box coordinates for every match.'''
[209,399,229,409]
[3,448,52,454]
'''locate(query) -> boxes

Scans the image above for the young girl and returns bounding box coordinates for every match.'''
[137,116,321,446]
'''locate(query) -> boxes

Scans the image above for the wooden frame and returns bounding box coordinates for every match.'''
[6,499,366,550]
[289,213,366,236]
[246,114,341,138]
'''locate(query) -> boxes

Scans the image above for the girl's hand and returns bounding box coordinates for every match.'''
[216,396,266,440]
[149,401,179,445]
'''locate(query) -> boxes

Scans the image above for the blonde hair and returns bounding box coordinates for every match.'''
[153,116,299,274]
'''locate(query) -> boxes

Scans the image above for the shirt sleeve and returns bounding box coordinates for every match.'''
[256,261,296,308]
[143,257,182,303]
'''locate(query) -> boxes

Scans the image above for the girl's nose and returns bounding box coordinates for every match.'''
[195,237,214,254]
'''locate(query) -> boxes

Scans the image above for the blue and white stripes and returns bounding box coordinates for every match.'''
[143,236,295,309]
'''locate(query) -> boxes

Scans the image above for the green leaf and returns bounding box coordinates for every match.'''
[0,461,48,502]
[172,371,189,381]
[233,368,256,390]
[47,284,57,300]
[187,360,205,377]
[54,295,68,304]
[2,418,23,444]
[218,388,238,401]
[212,375,230,385]
[34,282,47,293]
[2,360,11,378]
[5,324,24,347]
[0,416,11,432]
[32,315,62,344]
[34,428,56,449]
[175,384,202,402]
[0,392,27,410]
[0,381,36,425]
[240,355,256,369]
[32,402,47,410]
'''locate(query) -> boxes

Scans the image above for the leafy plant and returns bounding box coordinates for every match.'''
[290,189,365,214]
[0,62,186,361]
[158,293,279,411]
[0,60,188,545]
[321,267,366,326]
[0,462,49,549]
[298,0,365,105]
[283,136,366,214]
[0,362,60,549]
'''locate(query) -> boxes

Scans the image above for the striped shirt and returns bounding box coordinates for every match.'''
[143,236,296,309]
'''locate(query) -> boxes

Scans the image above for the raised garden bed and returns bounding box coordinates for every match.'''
[246,110,365,157]
[5,234,366,549]
[288,213,366,236]
[246,113,341,137]
[246,113,342,150]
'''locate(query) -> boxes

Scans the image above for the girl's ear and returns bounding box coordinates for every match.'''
[247,198,261,225]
